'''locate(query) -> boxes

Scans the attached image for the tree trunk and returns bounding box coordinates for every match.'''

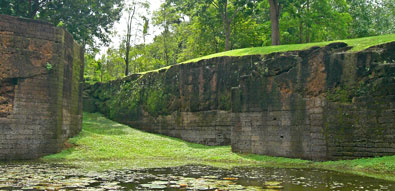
[161,6,170,65]
[134,55,138,73]
[124,6,136,76]
[268,0,280,45]
[223,0,231,51]
[99,62,103,82]
[163,32,169,65]
[305,25,310,43]
[299,21,303,43]
[125,52,129,76]
[224,20,231,51]
[28,0,33,18]
[305,0,310,43]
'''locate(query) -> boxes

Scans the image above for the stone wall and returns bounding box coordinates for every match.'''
[0,14,84,160]
[85,41,395,160]
[86,56,257,145]
[231,42,395,160]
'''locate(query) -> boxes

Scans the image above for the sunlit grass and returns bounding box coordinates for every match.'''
[43,112,395,181]
[183,34,395,63]
[319,155,395,174]
[44,113,309,168]
[134,34,395,75]
[135,34,395,75]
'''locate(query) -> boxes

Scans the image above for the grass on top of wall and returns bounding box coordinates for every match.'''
[136,34,395,75]
[43,112,395,182]
[183,34,395,63]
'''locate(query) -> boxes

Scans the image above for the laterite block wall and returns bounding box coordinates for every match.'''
[85,40,395,161]
[0,14,84,160]
[231,43,395,160]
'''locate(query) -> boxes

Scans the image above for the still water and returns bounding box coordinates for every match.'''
[0,164,393,190]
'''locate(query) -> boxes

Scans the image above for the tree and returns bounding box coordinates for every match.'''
[120,0,149,76]
[268,0,281,45]
[0,0,124,48]
[142,16,150,44]
[168,0,256,51]
[153,3,181,65]
[264,0,351,45]
[347,0,394,37]
[211,0,245,50]
[124,6,137,76]
[85,48,126,83]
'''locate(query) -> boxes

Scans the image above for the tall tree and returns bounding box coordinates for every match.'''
[153,3,181,65]
[124,6,137,76]
[122,0,149,75]
[211,0,243,50]
[207,0,257,50]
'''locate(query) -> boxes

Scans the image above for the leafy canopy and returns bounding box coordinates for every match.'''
[0,0,124,48]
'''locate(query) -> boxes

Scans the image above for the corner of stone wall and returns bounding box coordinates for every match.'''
[0,14,84,160]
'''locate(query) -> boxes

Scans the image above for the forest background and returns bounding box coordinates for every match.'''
[1,0,394,82]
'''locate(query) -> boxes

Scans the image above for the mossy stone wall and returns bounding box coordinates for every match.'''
[86,56,258,145]
[0,14,84,160]
[86,41,395,160]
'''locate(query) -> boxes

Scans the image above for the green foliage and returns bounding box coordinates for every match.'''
[84,48,126,83]
[0,0,124,47]
[81,0,394,76]
[347,0,395,38]
[56,21,64,27]
[45,62,53,71]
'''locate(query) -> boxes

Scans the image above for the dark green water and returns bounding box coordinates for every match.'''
[0,164,393,190]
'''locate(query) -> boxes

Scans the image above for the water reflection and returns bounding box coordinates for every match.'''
[0,164,393,190]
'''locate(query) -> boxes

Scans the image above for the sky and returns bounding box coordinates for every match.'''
[98,0,163,58]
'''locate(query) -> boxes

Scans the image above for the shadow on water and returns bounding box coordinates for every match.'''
[0,163,394,190]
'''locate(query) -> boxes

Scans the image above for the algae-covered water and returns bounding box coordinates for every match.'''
[0,163,393,190]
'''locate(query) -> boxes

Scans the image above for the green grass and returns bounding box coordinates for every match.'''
[135,34,395,75]
[44,113,309,169]
[43,112,395,181]
[183,34,395,63]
